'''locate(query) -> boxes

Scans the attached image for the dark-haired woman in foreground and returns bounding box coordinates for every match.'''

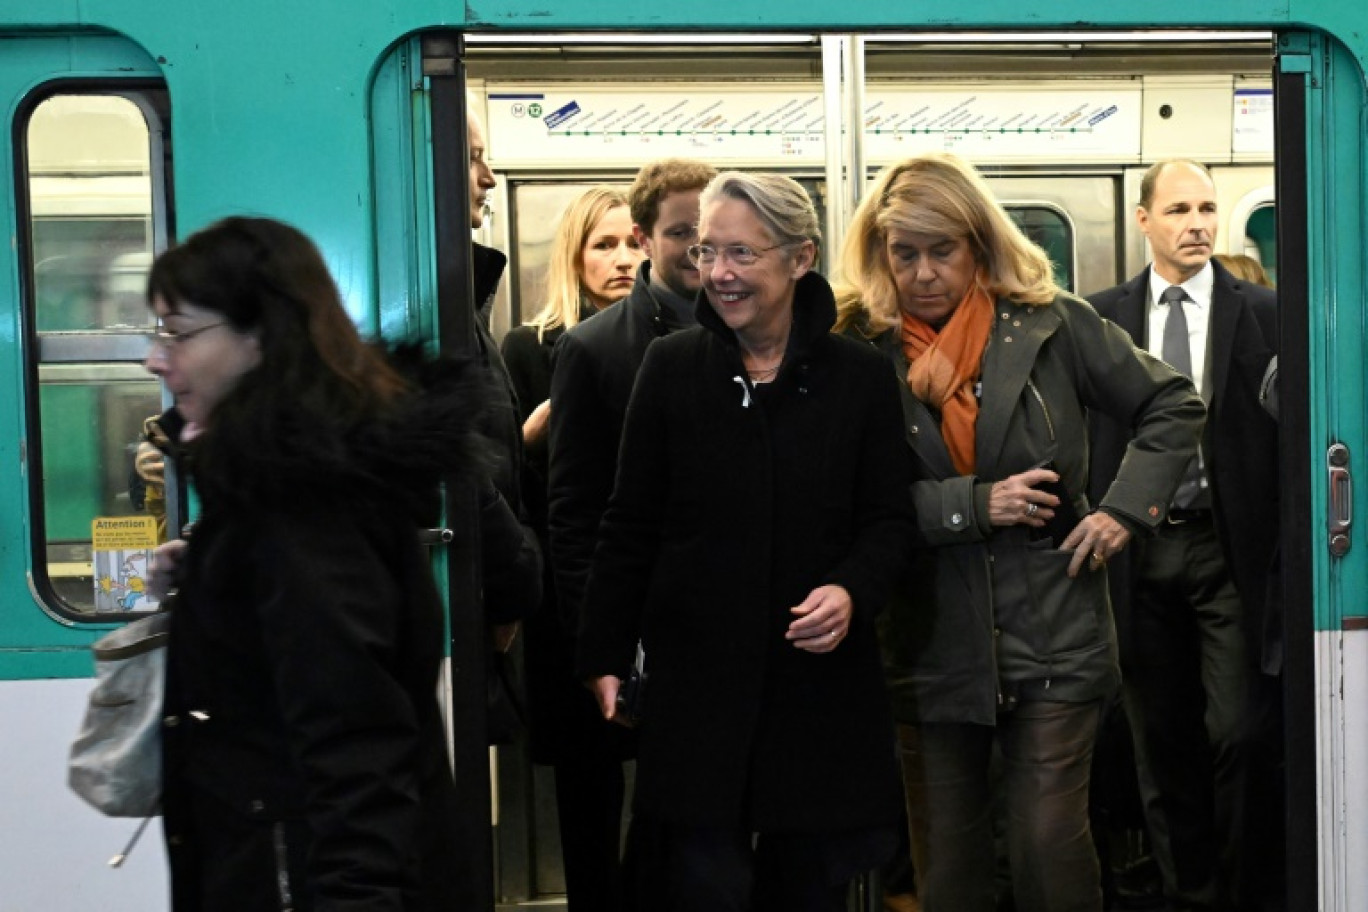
[145,216,468,911]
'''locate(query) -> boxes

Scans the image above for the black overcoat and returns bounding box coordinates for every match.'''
[576,272,913,832]
[1088,260,1281,672]
[160,359,477,912]
[502,317,634,764]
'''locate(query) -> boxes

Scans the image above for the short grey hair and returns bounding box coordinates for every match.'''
[699,171,821,248]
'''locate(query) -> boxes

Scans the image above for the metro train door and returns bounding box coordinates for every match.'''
[1273,29,1368,912]
[0,32,172,911]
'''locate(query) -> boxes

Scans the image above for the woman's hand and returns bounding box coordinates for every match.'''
[148,538,188,600]
[989,467,1062,528]
[786,584,852,653]
[134,442,165,487]
[588,675,624,723]
[522,399,551,446]
[1061,511,1132,578]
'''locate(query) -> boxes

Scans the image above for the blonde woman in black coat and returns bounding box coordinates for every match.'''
[577,172,915,911]
[499,186,641,911]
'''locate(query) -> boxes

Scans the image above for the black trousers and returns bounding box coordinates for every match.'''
[626,822,856,912]
[553,755,627,912]
[1123,517,1251,911]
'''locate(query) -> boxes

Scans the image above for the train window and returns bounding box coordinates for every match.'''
[1006,204,1075,293]
[17,86,173,619]
[1245,203,1277,286]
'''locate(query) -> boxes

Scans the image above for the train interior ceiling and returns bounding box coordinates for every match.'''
[454,30,1278,908]
[462,32,1276,342]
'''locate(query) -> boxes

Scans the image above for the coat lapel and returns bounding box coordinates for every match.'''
[975,299,1061,477]
[1112,268,1150,346]
[872,330,959,478]
[1206,261,1242,409]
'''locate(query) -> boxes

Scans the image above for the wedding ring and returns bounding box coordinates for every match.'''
[1091,551,1105,565]
[830,629,839,638]
[1026,503,1038,517]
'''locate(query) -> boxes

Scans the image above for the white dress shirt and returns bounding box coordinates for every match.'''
[1145,262,1213,398]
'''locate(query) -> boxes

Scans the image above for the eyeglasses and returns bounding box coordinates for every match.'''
[686,242,788,267]
[147,321,228,349]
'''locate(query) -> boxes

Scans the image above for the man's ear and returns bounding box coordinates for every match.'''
[633,224,653,259]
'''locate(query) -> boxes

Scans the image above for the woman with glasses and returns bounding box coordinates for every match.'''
[833,153,1204,912]
[576,172,914,910]
[144,216,473,911]
[498,186,641,911]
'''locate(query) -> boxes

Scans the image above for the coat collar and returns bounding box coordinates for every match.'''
[868,297,1060,479]
[974,300,1060,476]
[695,271,838,364]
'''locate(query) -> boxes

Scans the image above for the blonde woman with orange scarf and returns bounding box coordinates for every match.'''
[835,152,1205,912]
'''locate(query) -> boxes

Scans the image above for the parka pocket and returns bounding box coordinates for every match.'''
[1022,546,1105,656]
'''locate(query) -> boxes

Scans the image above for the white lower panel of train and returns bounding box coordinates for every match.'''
[0,679,167,912]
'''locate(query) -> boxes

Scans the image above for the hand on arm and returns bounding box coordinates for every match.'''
[522,399,551,446]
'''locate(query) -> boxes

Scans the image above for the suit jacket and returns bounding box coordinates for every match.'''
[547,261,672,632]
[1088,260,1282,673]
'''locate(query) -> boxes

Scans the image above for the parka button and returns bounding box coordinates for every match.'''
[162,715,180,728]
[1004,335,1013,343]
[910,424,919,434]
[798,386,808,394]
[994,627,1002,637]
[249,800,265,814]
[950,512,963,525]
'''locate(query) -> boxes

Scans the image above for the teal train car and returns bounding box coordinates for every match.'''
[0,3,1362,909]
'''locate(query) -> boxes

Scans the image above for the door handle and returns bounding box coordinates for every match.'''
[1327,443,1351,557]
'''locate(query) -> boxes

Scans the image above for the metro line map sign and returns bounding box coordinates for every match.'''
[485,83,1145,167]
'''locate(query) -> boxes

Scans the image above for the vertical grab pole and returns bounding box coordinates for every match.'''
[822,35,849,263]
[423,31,495,911]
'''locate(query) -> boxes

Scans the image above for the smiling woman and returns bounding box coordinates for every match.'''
[576,171,916,908]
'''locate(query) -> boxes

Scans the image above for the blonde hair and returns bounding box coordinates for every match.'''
[835,153,1057,334]
[525,187,631,340]
[1214,253,1274,288]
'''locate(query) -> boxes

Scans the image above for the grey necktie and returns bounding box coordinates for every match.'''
[1160,285,1209,509]
[1160,285,1192,378]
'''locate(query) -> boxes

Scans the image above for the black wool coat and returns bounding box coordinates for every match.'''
[502,317,634,765]
[161,359,479,912]
[576,272,914,832]
[548,262,672,633]
[1088,260,1281,672]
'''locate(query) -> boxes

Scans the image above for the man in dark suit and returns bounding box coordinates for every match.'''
[545,158,717,910]
[1088,159,1282,911]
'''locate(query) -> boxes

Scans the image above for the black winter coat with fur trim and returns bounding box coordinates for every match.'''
[161,355,477,912]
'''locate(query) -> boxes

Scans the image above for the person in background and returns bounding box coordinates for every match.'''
[498,186,642,912]
[1213,252,1274,288]
[544,158,716,910]
[834,152,1205,912]
[464,101,542,661]
[144,216,474,911]
[1089,160,1283,912]
[577,171,913,910]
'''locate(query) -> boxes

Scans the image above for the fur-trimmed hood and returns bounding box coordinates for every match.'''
[183,345,486,524]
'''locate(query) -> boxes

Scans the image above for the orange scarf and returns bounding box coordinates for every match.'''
[901,281,994,475]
